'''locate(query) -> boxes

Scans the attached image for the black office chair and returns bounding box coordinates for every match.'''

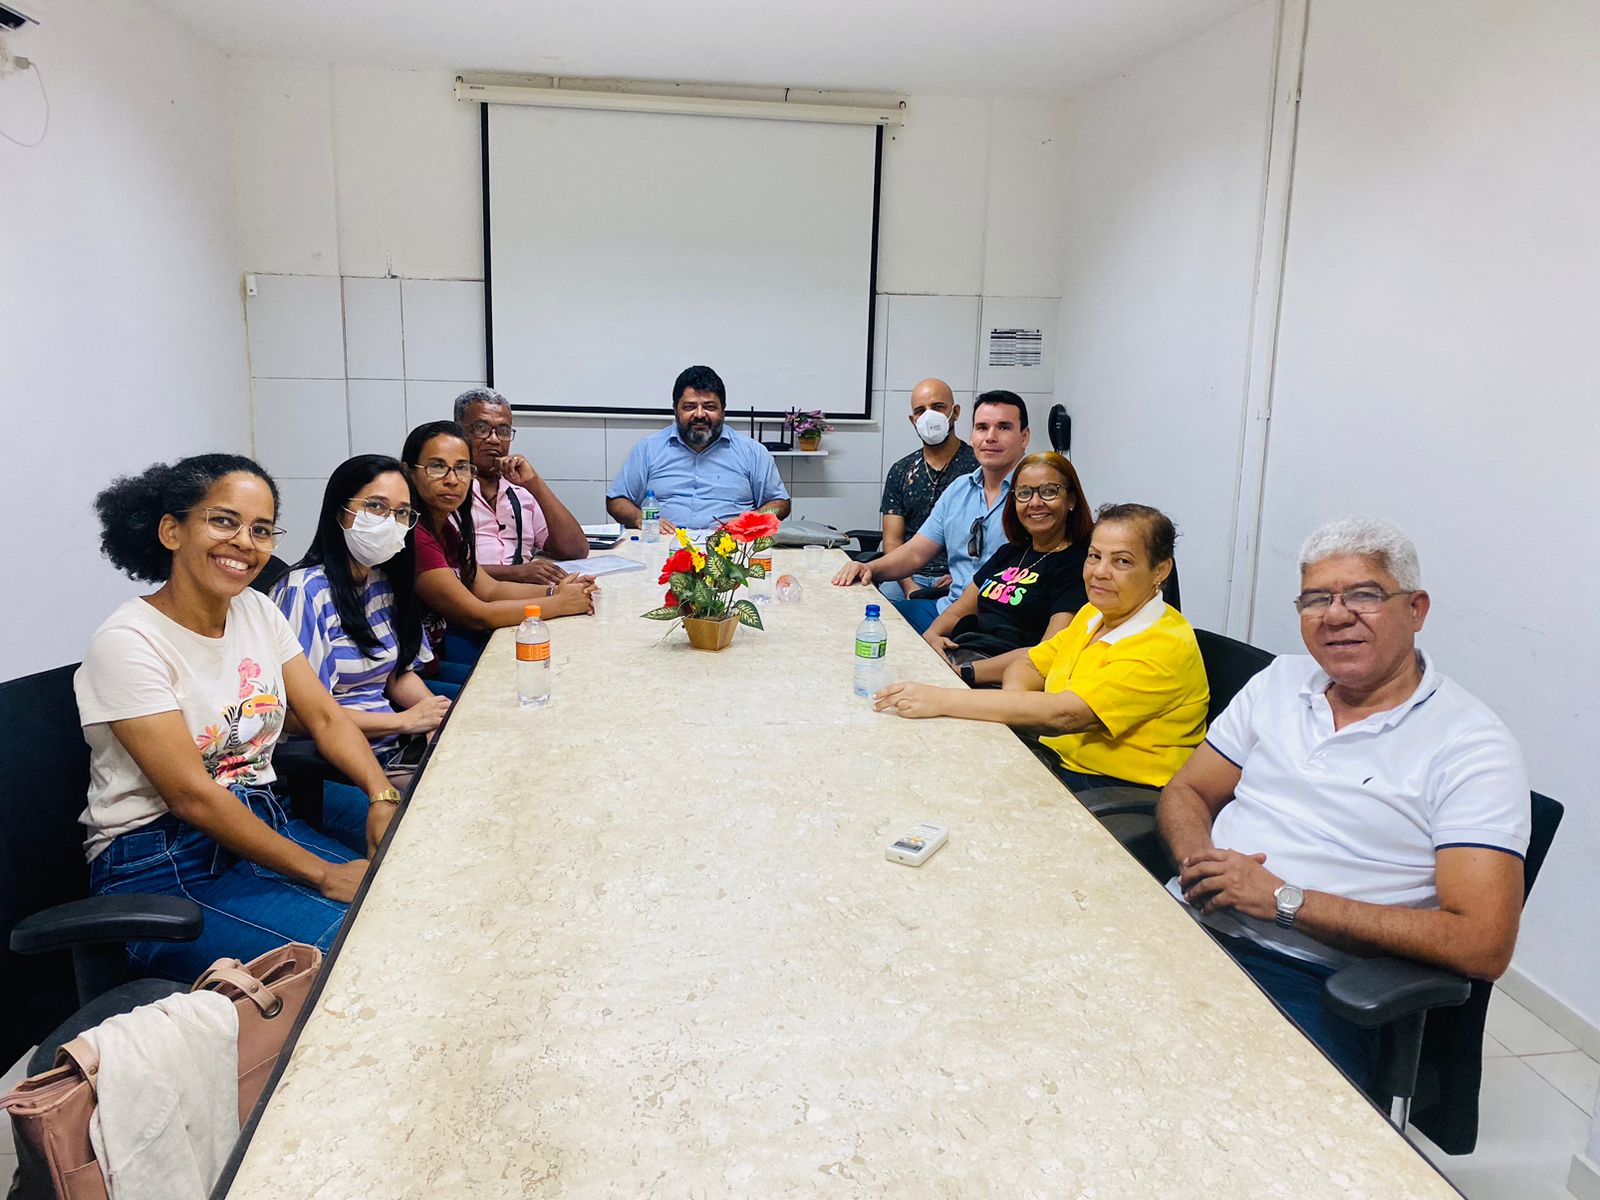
[1,665,203,1080]
[1322,790,1563,1152]
[1084,629,1275,875]
[248,553,292,596]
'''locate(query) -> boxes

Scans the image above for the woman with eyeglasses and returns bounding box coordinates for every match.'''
[404,421,597,674]
[875,502,1209,794]
[270,455,448,851]
[76,455,399,980]
[919,452,1093,686]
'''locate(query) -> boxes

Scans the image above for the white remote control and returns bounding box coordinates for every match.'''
[886,822,949,867]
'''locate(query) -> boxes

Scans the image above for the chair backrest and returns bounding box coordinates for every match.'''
[1193,628,1275,725]
[0,664,95,1068]
[1161,558,1181,613]
[1412,790,1565,1154]
[249,553,292,596]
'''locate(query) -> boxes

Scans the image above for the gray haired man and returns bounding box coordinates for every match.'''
[453,387,589,586]
[1158,517,1530,1093]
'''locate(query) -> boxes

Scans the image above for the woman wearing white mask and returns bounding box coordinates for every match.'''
[272,456,449,849]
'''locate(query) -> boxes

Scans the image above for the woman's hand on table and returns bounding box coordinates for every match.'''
[873,681,946,719]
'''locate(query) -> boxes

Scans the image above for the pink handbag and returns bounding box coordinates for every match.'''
[1,942,322,1200]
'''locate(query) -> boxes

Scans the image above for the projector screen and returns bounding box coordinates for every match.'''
[483,104,880,420]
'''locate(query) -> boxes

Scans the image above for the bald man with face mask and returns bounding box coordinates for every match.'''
[876,379,978,603]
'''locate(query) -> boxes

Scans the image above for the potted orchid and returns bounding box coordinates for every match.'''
[641,512,781,650]
[785,409,833,452]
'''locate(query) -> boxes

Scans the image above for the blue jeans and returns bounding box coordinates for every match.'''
[90,785,359,982]
[1215,933,1380,1094]
[889,597,942,634]
[876,574,940,604]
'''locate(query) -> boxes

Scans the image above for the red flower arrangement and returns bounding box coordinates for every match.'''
[641,511,781,630]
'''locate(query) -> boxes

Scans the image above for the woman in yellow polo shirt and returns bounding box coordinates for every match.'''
[874,503,1208,792]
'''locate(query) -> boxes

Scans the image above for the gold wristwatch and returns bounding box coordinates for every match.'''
[369,787,402,808]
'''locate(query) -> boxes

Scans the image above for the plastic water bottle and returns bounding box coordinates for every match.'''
[516,604,551,707]
[641,490,660,544]
[749,546,774,602]
[853,603,888,698]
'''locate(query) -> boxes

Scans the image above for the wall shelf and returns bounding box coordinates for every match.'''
[767,449,830,457]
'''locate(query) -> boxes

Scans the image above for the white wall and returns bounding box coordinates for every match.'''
[0,0,249,680]
[228,65,1069,538]
[1055,0,1279,630]
[1250,0,1600,1031]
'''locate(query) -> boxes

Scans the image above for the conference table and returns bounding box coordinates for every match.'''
[221,540,1456,1198]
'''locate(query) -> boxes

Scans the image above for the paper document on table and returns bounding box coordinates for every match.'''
[581,523,623,537]
[555,555,645,577]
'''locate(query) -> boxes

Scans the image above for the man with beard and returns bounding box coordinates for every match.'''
[607,365,790,532]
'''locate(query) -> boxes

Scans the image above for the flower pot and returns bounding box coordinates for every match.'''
[683,614,738,652]
[797,434,823,452]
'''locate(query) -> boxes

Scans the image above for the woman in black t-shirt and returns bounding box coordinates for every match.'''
[922,452,1093,685]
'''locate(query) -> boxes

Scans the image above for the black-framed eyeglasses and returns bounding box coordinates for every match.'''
[465,421,515,443]
[1293,587,1416,616]
[410,461,474,482]
[178,507,285,549]
[1014,484,1066,502]
[967,516,986,560]
[343,499,420,528]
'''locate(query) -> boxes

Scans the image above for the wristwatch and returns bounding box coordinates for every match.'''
[959,662,977,687]
[369,787,402,808]
[1273,883,1305,929]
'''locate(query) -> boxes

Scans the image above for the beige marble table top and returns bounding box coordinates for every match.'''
[224,542,1456,1198]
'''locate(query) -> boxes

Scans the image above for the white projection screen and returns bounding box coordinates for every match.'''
[483,104,880,419]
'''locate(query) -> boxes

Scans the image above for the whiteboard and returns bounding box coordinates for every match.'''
[484,104,879,419]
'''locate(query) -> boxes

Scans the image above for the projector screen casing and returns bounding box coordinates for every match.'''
[482,104,880,420]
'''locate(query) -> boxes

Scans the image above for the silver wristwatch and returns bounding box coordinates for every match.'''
[1273,883,1305,929]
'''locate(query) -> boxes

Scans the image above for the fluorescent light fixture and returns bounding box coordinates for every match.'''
[455,76,906,128]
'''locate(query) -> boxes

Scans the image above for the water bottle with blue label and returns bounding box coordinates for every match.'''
[853,603,887,698]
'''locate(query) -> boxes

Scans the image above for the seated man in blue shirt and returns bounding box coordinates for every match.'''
[606,365,791,531]
[832,390,1031,634]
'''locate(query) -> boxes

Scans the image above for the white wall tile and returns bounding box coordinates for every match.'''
[977,297,1060,393]
[347,379,408,457]
[272,478,328,565]
[253,378,349,480]
[404,380,484,430]
[871,294,889,392]
[401,279,486,381]
[245,274,345,379]
[517,416,607,481]
[604,420,661,480]
[783,481,882,534]
[1017,393,1060,454]
[884,295,980,391]
[545,480,609,527]
[792,424,886,485]
[343,277,404,379]
[880,390,977,476]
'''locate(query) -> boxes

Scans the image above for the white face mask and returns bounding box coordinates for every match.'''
[342,510,409,568]
[914,409,952,446]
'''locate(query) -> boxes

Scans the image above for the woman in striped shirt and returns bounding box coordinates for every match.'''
[273,455,450,851]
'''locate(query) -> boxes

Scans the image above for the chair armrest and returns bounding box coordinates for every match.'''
[11,895,204,954]
[273,739,349,783]
[1078,785,1160,819]
[1322,957,1472,1029]
[908,585,950,602]
[845,529,883,556]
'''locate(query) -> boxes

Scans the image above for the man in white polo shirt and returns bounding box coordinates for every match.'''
[1158,517,1529,1092]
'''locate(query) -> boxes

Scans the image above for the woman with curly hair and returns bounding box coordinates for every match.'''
[75,453,398,979]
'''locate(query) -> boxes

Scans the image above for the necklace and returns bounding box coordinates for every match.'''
[919,448,959,491]
[1014,540,1068,576]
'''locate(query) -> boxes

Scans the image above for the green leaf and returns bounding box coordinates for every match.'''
[702,547,736,589]
[731,599,764,630]
[745,562,767,579]
[750,535,775,553]
[640,607,682,621]
[668,571,697,597]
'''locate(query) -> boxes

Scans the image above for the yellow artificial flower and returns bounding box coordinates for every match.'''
[715,533,736,556]
[691,550,706,571]
[675,527,692,549]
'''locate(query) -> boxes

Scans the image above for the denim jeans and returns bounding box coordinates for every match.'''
[89,785,359,982]
[889,596,942,634]
[1215,933,1380,1094]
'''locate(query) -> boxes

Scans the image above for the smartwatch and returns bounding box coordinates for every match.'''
[1273,883,1305,929]
[959,662,977,687]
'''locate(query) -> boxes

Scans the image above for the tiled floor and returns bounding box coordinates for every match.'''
[3,994,1596,1195]
[1413,991,1598,1200]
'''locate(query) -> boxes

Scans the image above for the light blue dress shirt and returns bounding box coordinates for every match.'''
[608,425,789,528]
[918,466,1013,612]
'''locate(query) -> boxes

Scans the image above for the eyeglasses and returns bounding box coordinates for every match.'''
[180,507,285,549]
[344,499,420,528]
[967,516,986,559]
[1293,587,1416,616]
[465,421,515,443]
[411,462,474,482]
[1014,484,1066,502]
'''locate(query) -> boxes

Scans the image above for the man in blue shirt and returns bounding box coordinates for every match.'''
[607,365,791,531]
[833,391,1031,633]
